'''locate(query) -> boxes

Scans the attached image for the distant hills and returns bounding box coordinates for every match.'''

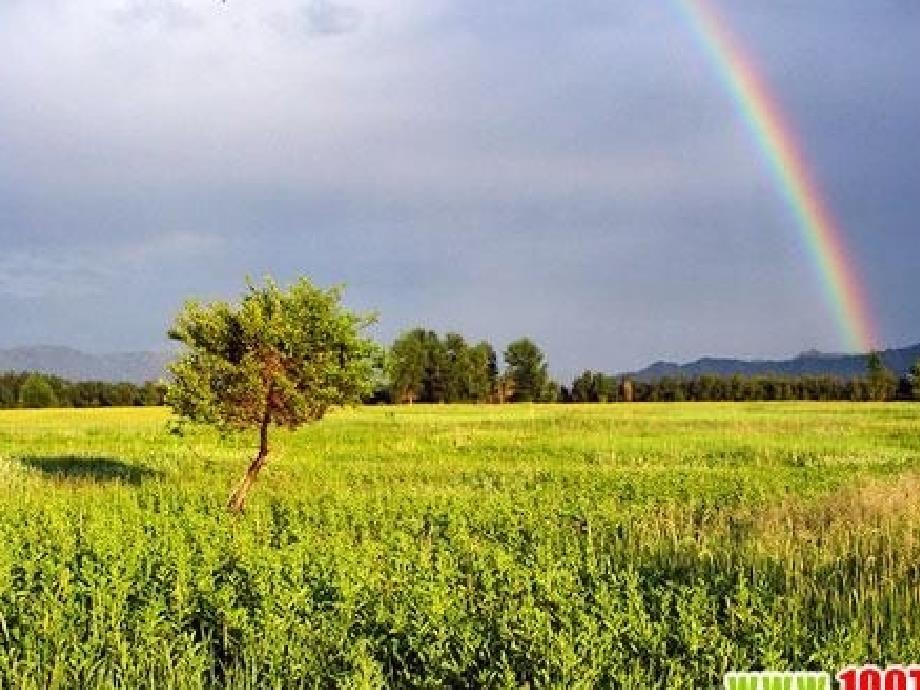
[629,342,920,382]
[3,341,920,386]
[0,346,171,384]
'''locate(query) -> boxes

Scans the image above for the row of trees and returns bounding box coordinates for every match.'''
[4,334,920,411]
[384,331,920,404]
[566,353,920,403]
[566,372,917,402]
[386,330,557,403]
[0,372,166,409]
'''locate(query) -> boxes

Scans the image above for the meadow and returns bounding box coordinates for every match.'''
[1,403,920,688]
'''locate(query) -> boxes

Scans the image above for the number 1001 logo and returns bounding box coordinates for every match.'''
[837,666,920,690]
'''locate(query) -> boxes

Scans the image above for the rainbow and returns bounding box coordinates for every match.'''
[673,0,876,351]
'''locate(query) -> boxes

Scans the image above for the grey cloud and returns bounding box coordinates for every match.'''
[0,252,110,299]
[0,231,219,299]
[302,0,361,35]
[111,0,204,30]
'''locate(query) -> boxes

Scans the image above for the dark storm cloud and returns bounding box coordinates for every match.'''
[0,1,917,373]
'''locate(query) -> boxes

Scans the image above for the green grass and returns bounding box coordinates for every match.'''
[1,403,919,688]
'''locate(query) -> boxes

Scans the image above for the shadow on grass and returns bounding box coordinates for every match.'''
[19,455,161,485]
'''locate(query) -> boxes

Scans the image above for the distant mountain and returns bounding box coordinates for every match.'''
[629,342,920,382]
[0,346,171,384]
[5,341,920,387]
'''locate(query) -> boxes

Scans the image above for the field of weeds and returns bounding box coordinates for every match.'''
[1,403,919,688]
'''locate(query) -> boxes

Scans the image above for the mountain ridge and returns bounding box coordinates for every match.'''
[627,342,920,382]
[3,341,919,386]
[0,346,171,384]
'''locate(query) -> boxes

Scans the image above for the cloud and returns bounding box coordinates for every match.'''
[302,0,362,35]
[111,0,204,30]
[0,0,917,365]
[117,231,221,264]
[0,252,109,299]
[111,0,368,41]
[0,231,219,299]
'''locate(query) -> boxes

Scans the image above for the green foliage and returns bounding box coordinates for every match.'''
[387,328,445,403]
[866,351,885,377]
[18,373,58,408]
[167,277,378,431]
[568,372,904,403]
[572,370,618,402]
[388,329,496,403]
[0,372,167,409]
[909,358,920,400]
[866,351,898,402]
[503,337,552,402]
[2,403,920,687]
[468,340,498,401]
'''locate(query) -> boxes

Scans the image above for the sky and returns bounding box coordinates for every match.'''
[1,0,918,377]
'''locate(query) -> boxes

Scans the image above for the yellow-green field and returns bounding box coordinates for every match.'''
[2,403,920,688]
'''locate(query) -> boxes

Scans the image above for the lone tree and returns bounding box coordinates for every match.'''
[167,277,378,512]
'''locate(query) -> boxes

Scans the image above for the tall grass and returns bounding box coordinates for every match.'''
[0,403,919,688]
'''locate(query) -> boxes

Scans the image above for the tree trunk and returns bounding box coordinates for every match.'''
[227,411,270,514]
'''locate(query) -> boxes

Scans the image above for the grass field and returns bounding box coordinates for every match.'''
[1,403,920,688]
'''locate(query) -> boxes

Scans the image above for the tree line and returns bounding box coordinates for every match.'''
[383,329,920,404]
[4,332,920,410]
[566,371,915,403]
[0,372,166,409]
[565,352,919,403]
